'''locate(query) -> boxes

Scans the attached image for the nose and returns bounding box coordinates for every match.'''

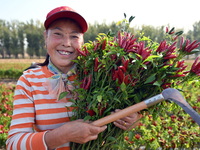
[62,36,71,47]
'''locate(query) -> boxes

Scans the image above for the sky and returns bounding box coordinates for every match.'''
[0,0,200,32]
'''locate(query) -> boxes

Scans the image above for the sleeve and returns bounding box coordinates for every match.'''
[6,74,48,150]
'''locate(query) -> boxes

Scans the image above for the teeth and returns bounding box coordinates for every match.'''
[58,50,72,55]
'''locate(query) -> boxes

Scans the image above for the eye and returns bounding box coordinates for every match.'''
[54,32,61,36]
[72,35,79,38]
[52,32,63,38]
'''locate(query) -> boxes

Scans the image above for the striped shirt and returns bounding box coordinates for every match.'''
[6,66,75,150]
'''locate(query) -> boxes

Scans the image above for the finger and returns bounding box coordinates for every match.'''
[113,121,127,130]
[89,125,107,135]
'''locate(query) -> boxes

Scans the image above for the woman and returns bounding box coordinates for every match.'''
[6,6,141,150]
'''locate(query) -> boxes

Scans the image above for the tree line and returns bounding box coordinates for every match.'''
[0,18,200,59]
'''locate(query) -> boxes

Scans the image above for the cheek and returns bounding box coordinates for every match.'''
[46,38,60,50]
[72,37,84,49]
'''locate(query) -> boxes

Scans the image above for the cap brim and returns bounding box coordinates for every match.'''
[44,11,88,33]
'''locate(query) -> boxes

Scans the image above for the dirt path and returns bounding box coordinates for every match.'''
[0,79,17,84]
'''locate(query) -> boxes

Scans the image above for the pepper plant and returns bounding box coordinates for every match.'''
[64,17,200,149]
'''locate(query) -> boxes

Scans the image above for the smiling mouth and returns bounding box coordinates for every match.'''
[57,50,73,55]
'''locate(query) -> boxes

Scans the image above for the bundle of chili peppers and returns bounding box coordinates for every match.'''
[68,28,200,149]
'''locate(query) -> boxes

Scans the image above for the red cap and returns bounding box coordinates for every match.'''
[44,6,88,33]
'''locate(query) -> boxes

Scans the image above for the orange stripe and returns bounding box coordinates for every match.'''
[31,132,46,150]
[17,133,26,150]
[14,103,33,109]
[34,99,56,105]
[36,117,70,125]
[10,123,33,130]
[14,94,31,100]
[32,90,49,95]
[29,82,43,86]
[12,113,34,120]
[25,74,45,79]
[18,76,31,87]
[34,98,72,105]
[15,84,32,96]
[36,108,68,115]
[41,66,54,77]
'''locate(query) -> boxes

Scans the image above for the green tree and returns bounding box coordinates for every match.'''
[10,21,20,58]
[18,22,25,58]
[25,19,44,58]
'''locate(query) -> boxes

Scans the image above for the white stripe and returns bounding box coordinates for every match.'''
[14,89,33,102]
[17,80,32,89]
[20,133,32,150]
[33,94,52,100]
[23,68,43,75]
[36,122,66,131]
[11,133,25,150]
[11,117,34,126]
[36,112,73,120]
[8,128,33,136]
[14,99,33,105]
[26,78,46,83]
[35,103,66,110]
[12,107,34,115]
[31,86,46,91]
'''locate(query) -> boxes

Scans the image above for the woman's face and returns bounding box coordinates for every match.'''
[44,19,84,73]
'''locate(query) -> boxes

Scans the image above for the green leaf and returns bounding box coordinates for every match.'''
[153,81,161,86]
[141,63,147,69]
[58,91,68,100]
[144,74,156,84]
[107,136,116,141]
[97,95,102,102]
[120,82,126,91]
[128,131,134,140]
[188,49,200,54]
[124,13,126,18]
[129,16,135,23]
[143,55,161,63]
[84,115,91,121]
[175,30,183,36]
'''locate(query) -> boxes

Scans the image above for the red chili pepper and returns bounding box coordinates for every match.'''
[185,40,199,52]
[118,66,126,73]
[80,77,87,89]
[94,57,99,72]
[124,74,130,85]
[110,54,117,60]
[102,39,107,50]
[122,57,129,71]
[118,31,122,46]
[83,67,88,75]
[179,37,184,49]
[112,69,117,80]
[118,69,124,84]
[86,109,96,116]
[121,38,127,48]
[85,74,92,90]
[76,48,87,56]
[166,27,169,33]
[83,46,89,55]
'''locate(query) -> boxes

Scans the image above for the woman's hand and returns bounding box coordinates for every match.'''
[45,119,107,149]
[113,109,142,130]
